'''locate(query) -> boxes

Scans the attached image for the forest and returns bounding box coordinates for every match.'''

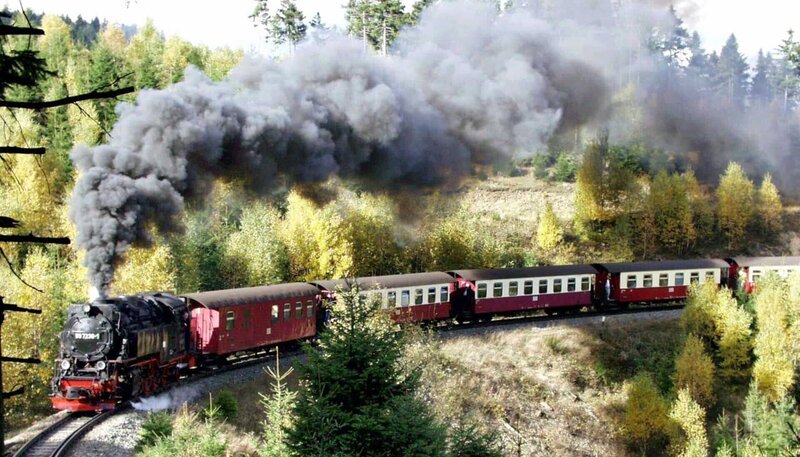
[2,0,800,455]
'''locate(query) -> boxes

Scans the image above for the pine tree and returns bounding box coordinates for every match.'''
[286,286,447,456]
[751,50,776,106]
[756,173,783,235]
[409,0,435,25]
[674,334,715,409]
[777,30,800,110]
[345,0,410,53]
[259,351,296,457]
[670,389,709,457]
[271,0,307,52]
[716,34,750,107]
[249,0,272,44]
[309,12,326,30]
[716,162,754,249]
[536,201,563,251]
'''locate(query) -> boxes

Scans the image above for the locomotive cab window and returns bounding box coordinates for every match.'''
[659,274,669,287]
[493,282,503,297]
[539,279,547,294]
[627,275,637,288]
[509,281,518,296]
[581,277,590,291]
[675,273,685,286]
[283,303,291,321]
[226,311,235,331]
[440,286,448,303]
[642,274,653,288]
[401,290,410,307]
[295,302,303,319]
[477,283,487,299]
[567,278,576,292]
[553,279,562,293]
[524,280,533,295]
[428,287,436,303]
[271,305,279,323]
[415,289,424,305]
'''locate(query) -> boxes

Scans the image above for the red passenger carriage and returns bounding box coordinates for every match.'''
[184,283,320,357]
[449,265,598,319]
[726,256,800,292]
[593,259,729,304]
[313,272,456,323]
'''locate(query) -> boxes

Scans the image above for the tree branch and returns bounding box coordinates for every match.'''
[0,234,70,244]
[0,86,135,109]
[0,246,42,292]
[0,146,45,155]
[0,24,44,36]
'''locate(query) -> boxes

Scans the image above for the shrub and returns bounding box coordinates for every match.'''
[552,152,577,182]
[447,422,503,457]
[669,389,708,457]
[136,411,173,452]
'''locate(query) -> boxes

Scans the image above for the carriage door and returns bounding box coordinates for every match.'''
[224,309,237,352]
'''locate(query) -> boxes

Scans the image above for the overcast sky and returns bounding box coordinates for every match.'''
[4,0,799,59]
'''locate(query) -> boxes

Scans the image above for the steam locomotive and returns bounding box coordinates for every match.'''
[51,256,800,412]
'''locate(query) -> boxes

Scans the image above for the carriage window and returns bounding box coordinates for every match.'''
[659,274,669,287]
[440,286,448,303]
[553,279,562,293]
[226,311,235,331]
[271,305,279,323]
[705,271,716,283]
[524,280,533,295]
[567,278,576,292]
[690,272,700,283]
[373,292,384,307]
[401,290,410,307]
[388,291,397,307]
[627,275,637,288]
[415,289,424,305]
[306,301,314,318]
[581,277,590,291]
[509,281,519,296]
[428,287,437,303]
[295,302,303,319]
[675,273,684,286]
[643,274,653,288]
[539,279,548,294]
[477,283,487,298]
[283,303,291,320]
[493,282,503,297]
[752,270,762,282]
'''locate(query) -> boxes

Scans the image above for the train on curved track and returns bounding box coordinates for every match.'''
[51,256,800,412]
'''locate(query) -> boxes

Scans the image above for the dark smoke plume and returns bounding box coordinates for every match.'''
[70,1,610,294]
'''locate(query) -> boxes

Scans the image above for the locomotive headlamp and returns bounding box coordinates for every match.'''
[60,359,71,370]
[82,304,91,313]
[96,361,106,370]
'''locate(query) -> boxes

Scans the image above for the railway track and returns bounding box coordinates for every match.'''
[12,405,128,457]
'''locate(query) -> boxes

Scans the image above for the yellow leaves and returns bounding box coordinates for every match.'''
[99,24,128,56]
[622,373,672,454]
[111,245,177,295]
[669,389,709,457]
[716,162,754,249]
[39,15,73,71]
[224,202,288,286]
[535,201,563,251]
[756,173,783,235]
[674,334,715,409]
[752,275,794,402]
[644,171,696,253]
[682,281,753,381]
